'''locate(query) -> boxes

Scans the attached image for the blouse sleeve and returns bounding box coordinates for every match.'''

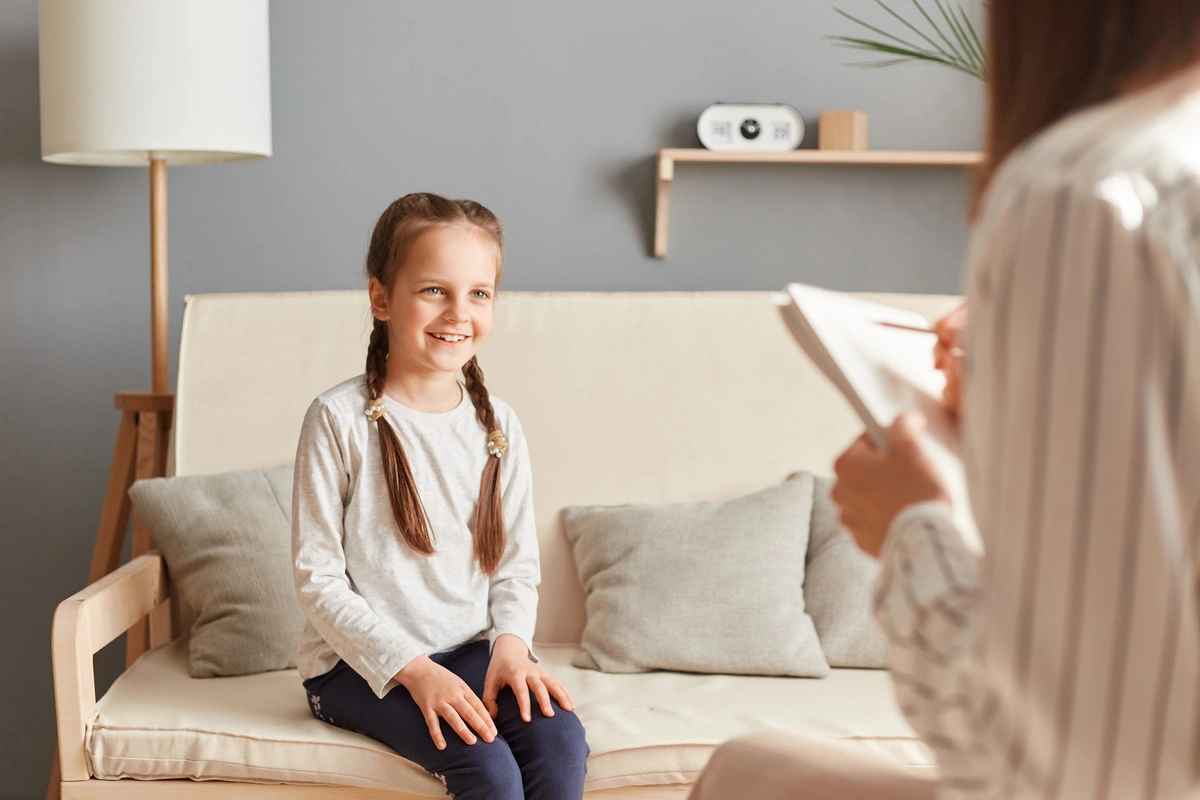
[485,412,542,660]
[874,501,982,752]
[292,400,427,698]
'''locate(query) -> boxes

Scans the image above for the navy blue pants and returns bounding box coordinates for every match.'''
[303,641,588,799]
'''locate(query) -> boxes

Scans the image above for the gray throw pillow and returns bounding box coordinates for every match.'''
[128,464,303,678]
[563,475,831,677]
[803,475,889,668]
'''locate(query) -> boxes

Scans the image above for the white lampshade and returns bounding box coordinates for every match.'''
[39,0,272,166]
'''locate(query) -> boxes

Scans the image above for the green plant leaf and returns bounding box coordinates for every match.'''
[828,36,982,76]
[933,0,972,63]
[959,3,987,77]
[834,8,935,53]
[940,0,985,73]
[872,0,957,61]
[830,0,987,81]
[912,0,967,63]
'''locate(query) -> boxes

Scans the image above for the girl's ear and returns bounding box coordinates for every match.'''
[368,277,391,321]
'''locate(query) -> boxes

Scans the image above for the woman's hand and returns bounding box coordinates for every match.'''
[934,302,967,416]
[832,412,952,558]
[394,655,497,750]
[483,634,575,722]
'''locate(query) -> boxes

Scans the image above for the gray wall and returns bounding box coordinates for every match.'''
[0,1,982,796]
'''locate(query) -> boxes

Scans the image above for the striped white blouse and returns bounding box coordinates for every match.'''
[876,74,1200,799]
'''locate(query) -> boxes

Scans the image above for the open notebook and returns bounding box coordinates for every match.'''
[776,283,981,553]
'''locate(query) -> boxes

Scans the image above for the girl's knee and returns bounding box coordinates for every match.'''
[534,709,590,763]
[518,713,588,800]
[448,742,523,800]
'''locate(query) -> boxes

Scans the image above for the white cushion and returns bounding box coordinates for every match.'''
[88,639,933,792]
[173,291,961,644]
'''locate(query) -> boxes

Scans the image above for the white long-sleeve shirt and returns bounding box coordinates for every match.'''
[292,375,540,699]
[875,73,1200,799]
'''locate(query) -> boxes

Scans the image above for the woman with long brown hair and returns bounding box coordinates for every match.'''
[692,1,1200,798]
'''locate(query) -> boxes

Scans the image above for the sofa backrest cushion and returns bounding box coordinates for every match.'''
[173,290,960,644]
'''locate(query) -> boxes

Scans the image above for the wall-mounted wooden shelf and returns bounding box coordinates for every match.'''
[653,147,984,257]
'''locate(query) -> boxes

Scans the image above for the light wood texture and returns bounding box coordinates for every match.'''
[151,158,169,394]
[652,147,984,257]
[87,411,138,585]
[53,554,169,782]
[147,404,174,647]
[659,147,983,166]
[50,392,176,800]
[58,779,691,799]
[46,756,60,800]
[115,391,176,413]
[85,392,174,663]
[126,412,157,663]
[126,402,173,663]
[51,157,175,800]
[654,152,675,258]
[819,110,869,151]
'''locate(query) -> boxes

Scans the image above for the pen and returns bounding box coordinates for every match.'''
[876,320,966,357]
[876,320,936,334]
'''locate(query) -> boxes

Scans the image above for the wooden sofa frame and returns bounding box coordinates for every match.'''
[52,552,689,799]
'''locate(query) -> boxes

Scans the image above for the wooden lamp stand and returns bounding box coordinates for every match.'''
[47,159,177,800]
[39,3,272,794]
[99,158,177,663]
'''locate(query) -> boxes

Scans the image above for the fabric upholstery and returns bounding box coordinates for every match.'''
[564,475,829,677]
[172,291,962,645]
[128,465,303,677]
[87,639,934,792]
[804,475,890,668]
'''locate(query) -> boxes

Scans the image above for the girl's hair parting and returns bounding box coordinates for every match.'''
[363,192,508,575]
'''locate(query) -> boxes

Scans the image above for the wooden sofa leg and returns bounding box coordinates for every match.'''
[46,748,60,800]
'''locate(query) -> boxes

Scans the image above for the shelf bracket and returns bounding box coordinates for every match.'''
[654,151,674,258]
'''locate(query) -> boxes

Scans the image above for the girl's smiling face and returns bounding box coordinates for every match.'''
[369,224,500,379]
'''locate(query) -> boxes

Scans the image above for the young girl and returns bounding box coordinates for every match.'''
[292,192,588,800]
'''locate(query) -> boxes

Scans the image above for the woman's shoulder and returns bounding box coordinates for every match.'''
[984,87,1200,228]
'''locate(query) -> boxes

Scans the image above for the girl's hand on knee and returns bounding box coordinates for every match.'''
[395,655,497,750]
[484,634,576,722]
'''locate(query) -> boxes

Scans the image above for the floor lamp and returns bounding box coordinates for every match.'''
[38,1,271,797]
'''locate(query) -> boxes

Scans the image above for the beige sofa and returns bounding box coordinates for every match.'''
[53,290,956,799]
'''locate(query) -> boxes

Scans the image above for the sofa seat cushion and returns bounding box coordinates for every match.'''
[88,639,934,793]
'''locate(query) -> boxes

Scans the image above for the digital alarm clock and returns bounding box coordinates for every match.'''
[697,103,805,152]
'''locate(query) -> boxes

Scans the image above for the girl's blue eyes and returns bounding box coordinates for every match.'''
[422,287,490,299]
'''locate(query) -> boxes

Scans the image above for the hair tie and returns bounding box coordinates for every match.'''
[365,398,386,422]
[487,430,509,459]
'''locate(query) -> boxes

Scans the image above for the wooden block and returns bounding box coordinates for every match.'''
[819,111,869,150]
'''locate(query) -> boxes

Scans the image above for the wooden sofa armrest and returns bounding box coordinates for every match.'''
[52,552,169,781]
